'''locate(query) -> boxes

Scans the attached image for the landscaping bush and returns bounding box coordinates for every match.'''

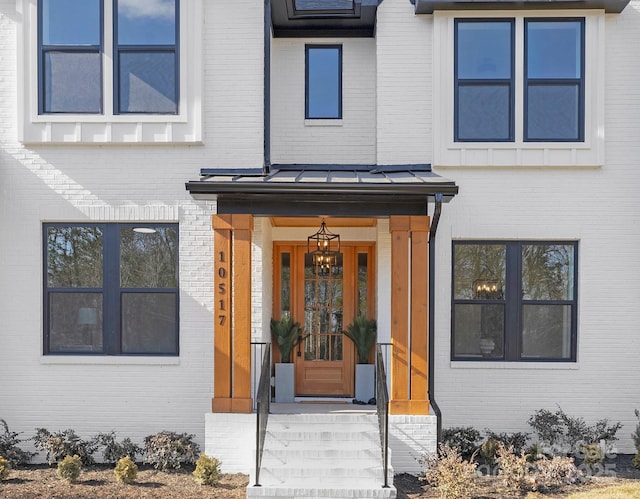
[114,456,138,484]
[496,443,532,492]
[423,443,478,499]
[143,431,200,470]
[96,432,142,464]
[528,408,621,456]
[581,442,605,465]
[33,428,97,465]
[0,419,35,466]
[632,409,640,470]
[193,453,221,486]
[479,431,530,467]
[496,442,584,493]
[441,426,482,461]
[533,455,584,491]
[56,455,81,483]
[0,455,10,481]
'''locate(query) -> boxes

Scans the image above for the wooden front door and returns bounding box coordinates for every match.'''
[273,243,375,397]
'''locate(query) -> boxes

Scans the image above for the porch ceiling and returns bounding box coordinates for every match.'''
[185,164,458,217]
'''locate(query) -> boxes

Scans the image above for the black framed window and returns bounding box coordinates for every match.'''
[455,19,514,142]
[38,0,103,113]
[452,241,577,362]
[524,19,584,141]
[44,223,179,355]
[305,45,342,119]
[114,0,179,114]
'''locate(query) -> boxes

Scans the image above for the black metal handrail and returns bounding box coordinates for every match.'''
[376,343,390,488]
[251,342,270,411]
[254,342,271,487]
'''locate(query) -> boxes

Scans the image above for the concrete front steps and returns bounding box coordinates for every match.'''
[246,413,396,499]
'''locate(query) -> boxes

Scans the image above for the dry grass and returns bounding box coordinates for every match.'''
[563,481,640,499]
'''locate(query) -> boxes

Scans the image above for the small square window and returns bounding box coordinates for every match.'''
[305,45,342,119]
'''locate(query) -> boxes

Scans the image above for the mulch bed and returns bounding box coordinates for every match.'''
[0,456,638,499]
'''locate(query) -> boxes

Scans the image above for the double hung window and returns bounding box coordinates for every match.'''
[525,19,584,141]
[454,18,584,142]
[39,0,103,113]
[44,224,179,356]
[452,241,578,362]
[38,0,179,115]
[305,45,342,119]
[455,20,514,141]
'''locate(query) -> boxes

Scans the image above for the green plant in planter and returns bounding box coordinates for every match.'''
[343,317,377,364]
[270,316,305,363]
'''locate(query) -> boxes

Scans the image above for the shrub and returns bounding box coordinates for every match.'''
[33,428,97,465]
[532,455,584,491]
[632,409,640,449]
[581,442,604,465]
[0,419,35,466]
[528,408,621,456]
[496,443,532,492]
[632,448,640,470]
[143,431,200,470]
[423,444,478,499]
[193,453,221,486]
[114,456,138,484]
[96,432,142,464]
[57,454,82,483]
[480,431,530,467]
[0,455,11,481]
[441,426,482,461]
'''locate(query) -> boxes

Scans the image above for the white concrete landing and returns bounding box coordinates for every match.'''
[246,410,396,499]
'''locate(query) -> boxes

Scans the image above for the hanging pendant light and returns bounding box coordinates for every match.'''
[307,219,340,272]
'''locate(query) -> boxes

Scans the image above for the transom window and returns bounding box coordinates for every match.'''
[44,223,179,356]
[305,45,342,119]
[452,241,578,362]
[38,0,179,115]
[454,18,584,142]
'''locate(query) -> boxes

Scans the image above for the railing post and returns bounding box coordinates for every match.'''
[253,343,271,487]
[376,343,391,489]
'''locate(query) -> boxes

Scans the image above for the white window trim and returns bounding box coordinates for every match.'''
[17,0,203,144]
[433,9,605,168]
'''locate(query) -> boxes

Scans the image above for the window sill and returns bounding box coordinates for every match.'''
[304,119,343,127]
[450,361,578,370]
[40,356,180,366]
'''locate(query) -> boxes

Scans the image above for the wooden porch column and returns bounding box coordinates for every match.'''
[212,215,233,413]
[389,215,430,415]
[409,216,430,414]
[211,214,254,413]
[390,216,410,411]
[231,215,253,413]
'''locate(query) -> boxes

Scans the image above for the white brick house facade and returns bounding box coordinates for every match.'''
[0,0,638,478]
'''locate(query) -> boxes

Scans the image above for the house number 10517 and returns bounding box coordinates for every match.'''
[217,251,228,326]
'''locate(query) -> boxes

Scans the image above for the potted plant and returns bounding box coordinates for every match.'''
[343,316,377,403]
[270,316,304,403]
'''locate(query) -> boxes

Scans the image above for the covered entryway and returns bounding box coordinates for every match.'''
[273,239,375,397]
[186,163,458,416]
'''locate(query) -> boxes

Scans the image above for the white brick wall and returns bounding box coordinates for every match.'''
[0,0,263,460]
[1,0,639,473]
[376,0,433,165]
[271,37,377,164]
[430,4,640,454]
[390,415,438,474]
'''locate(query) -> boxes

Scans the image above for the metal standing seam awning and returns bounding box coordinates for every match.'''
[185,164,458,217]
